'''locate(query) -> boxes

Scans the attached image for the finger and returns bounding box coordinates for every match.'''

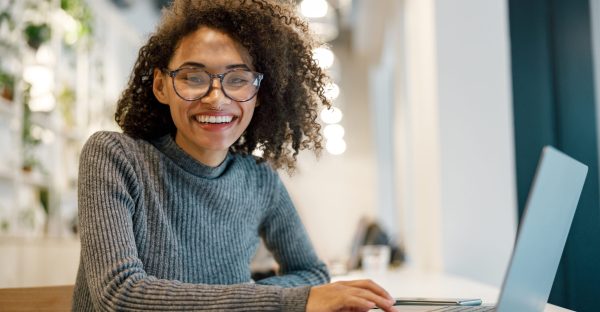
[341,296,376,311]
[345,279,394,300]
[349,288,395,310]
[379,305,400,312]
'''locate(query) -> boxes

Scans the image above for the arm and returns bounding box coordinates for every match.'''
[77,132,307,311]
[252,170,398,312]
[256,175,330,288]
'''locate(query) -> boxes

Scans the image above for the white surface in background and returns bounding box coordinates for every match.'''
[332,267,572,312]
[0,237,80,288]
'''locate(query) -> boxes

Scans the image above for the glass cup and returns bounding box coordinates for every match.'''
[360,244,391,275]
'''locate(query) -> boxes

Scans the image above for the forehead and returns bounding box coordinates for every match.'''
[170,26,253,69]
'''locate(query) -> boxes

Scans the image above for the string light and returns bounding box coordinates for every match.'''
[313,46,334,69]
[300,0,329,18]
[326,138,346,155]
[324,124,345,140]
[324,82,340,100]
[320,106,343,124]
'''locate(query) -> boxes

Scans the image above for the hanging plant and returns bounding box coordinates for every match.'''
[24,23,51,50]
[61,0,93,47]
[57,85,76,128]
[0,10,16,31]
[21,83,42,172]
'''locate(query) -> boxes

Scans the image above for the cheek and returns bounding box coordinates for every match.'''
[242,106,256,125]
[168,103,190,127]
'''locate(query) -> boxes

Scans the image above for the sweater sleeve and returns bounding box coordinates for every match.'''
[76,132,308,311]
[257,173,331,289]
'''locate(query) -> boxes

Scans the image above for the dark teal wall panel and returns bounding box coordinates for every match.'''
[509,0,600,311]
[509,0,556,220]
[550,1,600,309]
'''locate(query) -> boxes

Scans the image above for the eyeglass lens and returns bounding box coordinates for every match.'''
[172,69,261,102]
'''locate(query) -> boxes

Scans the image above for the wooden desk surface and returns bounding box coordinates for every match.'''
[332,267,572,312]
[0,285,74,312]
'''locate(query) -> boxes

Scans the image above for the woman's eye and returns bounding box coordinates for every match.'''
[226,76,250,86]
[184,75,208,84]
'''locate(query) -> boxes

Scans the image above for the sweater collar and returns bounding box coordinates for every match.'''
[151,134,231,179]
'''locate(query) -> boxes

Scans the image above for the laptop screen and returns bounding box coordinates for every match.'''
[497,146,587,312]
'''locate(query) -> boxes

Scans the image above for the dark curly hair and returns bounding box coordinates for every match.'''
[114,0,331,170]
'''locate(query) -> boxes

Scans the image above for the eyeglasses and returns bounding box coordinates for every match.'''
[163,67,263,102]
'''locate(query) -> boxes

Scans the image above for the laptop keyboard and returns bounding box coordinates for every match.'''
[428,306,496,311]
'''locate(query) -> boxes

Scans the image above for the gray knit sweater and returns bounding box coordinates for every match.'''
[72,131,329,311]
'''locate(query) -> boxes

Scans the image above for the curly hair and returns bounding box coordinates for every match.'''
[114,0,331,171]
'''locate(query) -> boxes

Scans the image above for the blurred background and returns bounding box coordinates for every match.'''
[0,0,599,311]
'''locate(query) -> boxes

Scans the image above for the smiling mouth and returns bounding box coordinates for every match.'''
[194,115,236,124]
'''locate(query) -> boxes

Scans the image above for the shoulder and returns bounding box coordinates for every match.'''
[80,131,154,170]
[83,131,142,149]
[82,131,152,156]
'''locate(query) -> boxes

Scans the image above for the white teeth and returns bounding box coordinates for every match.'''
[196,115,234,124]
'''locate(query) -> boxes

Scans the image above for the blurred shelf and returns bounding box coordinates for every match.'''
[0,168,13,181]
[0,42,20,57]
[29,114,84,142]
[0,98,14,116]
[18,171,49,188]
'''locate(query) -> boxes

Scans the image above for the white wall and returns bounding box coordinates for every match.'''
[434,0,518,286]
[394,0,445,274]
[392,0,518,286]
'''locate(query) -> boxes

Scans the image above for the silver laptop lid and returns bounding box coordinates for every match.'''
[497,146,588,312]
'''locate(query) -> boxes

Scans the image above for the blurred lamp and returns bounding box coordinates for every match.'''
[300,0,329,18]
[313,46,335,69]
[324,124,345,140]
[326,138,346,155]
[320,106,343,124]
[23,65,53,85]
[29,94,56,112]
[324,82,340,100]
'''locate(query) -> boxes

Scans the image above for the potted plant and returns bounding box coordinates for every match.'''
[0,70,15,101]
[24,22,51,50]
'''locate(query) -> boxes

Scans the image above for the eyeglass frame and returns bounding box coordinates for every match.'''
[162,67,264,102]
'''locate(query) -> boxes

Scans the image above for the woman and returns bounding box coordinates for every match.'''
[73,0,397,311]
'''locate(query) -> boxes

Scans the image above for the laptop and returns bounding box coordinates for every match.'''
[393,146,588,312]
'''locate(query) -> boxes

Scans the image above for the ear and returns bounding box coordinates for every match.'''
[152,68,169,105]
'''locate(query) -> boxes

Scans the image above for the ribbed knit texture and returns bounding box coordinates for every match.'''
[72,131,329,311]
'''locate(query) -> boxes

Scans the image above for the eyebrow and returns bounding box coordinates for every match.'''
[178,62,250,70]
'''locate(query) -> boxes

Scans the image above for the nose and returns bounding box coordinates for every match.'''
[201,77,229,109]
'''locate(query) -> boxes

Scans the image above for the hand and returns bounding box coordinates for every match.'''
[306,279,398,312]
